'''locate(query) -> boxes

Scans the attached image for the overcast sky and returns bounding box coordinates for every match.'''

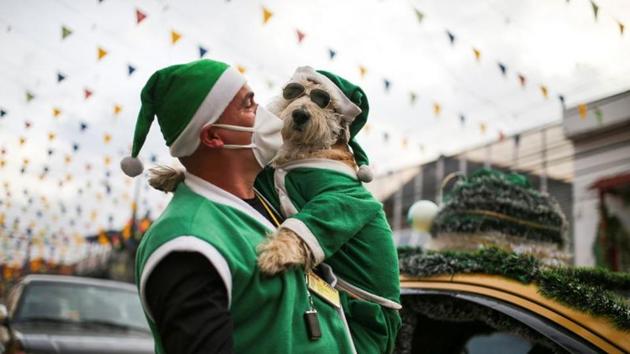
[1,0,629,262]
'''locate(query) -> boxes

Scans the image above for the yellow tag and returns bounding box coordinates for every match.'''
[307,271,341,308]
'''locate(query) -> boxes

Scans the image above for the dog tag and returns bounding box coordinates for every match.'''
[304,309,322,341]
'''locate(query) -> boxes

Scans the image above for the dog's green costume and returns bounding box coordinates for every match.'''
[256,68,401,354]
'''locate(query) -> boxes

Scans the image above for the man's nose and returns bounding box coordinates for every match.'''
[292,109,310,125]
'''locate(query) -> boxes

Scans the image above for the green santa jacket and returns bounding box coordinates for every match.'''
[255,159,402,354]
[135,172,357,354]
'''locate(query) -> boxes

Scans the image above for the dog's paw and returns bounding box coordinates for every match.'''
[257,229,308,276]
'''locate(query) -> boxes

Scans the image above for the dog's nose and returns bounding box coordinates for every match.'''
[292,109,310,125]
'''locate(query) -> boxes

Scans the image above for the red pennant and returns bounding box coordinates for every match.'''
[136,9,147,24]
[296,29,305,44]
[84,88,93,100]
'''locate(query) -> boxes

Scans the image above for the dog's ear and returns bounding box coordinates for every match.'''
[337,118,351,145]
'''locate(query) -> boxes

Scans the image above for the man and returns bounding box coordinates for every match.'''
[121,59,356,353]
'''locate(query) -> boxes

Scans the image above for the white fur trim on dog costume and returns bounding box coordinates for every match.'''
[170,67,246,157]
[280,218,326,265]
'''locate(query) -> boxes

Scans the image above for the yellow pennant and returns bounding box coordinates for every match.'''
[98,47,108,60]
[540,85,548,99]
[19,136,26,145]
[48,132,56,141]
[104,133,112,144]
[114,104,122,115]
[104,155,111,166]
[263,7,273,24]
[473,48,481,61]
[578,103,588,119]
[619,21,625,35]
[0,159,5,168]
[65,155,72,164]
[53,107,62,117]
[171,30,182,44]
[358,65,367,79]
[433,102,441,116]
[237,65,247,74]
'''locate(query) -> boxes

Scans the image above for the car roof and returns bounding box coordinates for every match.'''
[401,273,630,354]
[20,274,137,292]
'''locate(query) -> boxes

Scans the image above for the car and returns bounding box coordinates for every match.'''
[395,249,630,354]
[0,274,153,354]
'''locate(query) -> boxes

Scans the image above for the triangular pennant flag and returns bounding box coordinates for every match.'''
[97,47,108,60]
[296,29,305,44]
[61,26,72,40]
[26,91,35,102]
[446,30,456,45]
[540,85,549,99]
[459,114,466,125]
[199,46,208,58]
[558,95,566,106]
[619,21,625,35]
[64,155,72,164]
[57,72,66,83]
[328,48,337,60]
[384,79,391,92]
[52,107,61,118]
[103,133,112,144]
[48,132,56,141]
[136,8,147,24]
[80,122,88,131]
[113,104,122,115]
[358,65,367,79]
[73,143,79,151]
[578,103,588,119]
[517,73,526,87]
[237,65,246,74]
[498,62,507,76]
[47,148,54,156]
[0,109,6,118]
[414,8,424,23]
[171,30,182,44]
[262,7,273,24]
[473,48,481,61]
[590,1,599,21]
[19,136,26,145]
[128,64,136,76]
[595,106,603,124]
[84,88,93,100]
[410,92,417,105]
[433,102,441,116]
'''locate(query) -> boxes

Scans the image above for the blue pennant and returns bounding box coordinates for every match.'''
[446,30,456,45]
[57,72,66,83]
[328,48,337,60]
[498,62,507,76]
[128,64,136,76]
[199,46,208,58]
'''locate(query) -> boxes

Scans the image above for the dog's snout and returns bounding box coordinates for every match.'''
[292,109,310,125]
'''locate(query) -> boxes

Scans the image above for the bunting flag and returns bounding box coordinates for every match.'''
[296,29,306,44]
[136,8,147,24]
[52,107,61,118]
[113,104,122,115]
[540,85,549,99]
[103,133,112,144]
[473,48,481,61]
[48,132,56,141]
[262,7,273,24]
[64,155,72,164]
[384,79,391,92]
[57,72,66,83]
[358,65,367,79]
[237,65,246,74]
[619,21,625,35]
[84,88,93,100]
[127,64,136,76]
[198,46,208,58]
[26,91,35,102]
[498,62,507,76]
[0,109,6,118]
[97,47,108,60]
[80,122,88,131]
[414,8,424,23]
[328,48,337,60]
[446,30,456,45]
[558,95,566,106]
[594,106,603,124]
[72,143,79,151]
[578,103,588,119]
[459,114,466,125]
[410,92,417,105]
[61,26,72,40]
[19,136,26,145]
[171,30,182,44]
[433,102,441,116]
[590,1,599,21]
[517,73,526,87]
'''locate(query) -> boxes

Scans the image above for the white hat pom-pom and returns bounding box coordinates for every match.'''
[121,156,144,177]
[357,165,374,183]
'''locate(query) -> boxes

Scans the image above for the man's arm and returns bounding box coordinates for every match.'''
[145,251,233,354]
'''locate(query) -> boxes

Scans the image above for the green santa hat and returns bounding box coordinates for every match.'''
[287,66,373,182]
[120,59,246,177]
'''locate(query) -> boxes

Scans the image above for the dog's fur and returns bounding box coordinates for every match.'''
[256,79,357,275]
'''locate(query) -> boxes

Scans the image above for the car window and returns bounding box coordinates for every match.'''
[14,282,149,331]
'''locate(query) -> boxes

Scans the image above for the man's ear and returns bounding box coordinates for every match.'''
[199,125,224,148]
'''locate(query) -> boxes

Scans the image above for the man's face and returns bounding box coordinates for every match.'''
[214,84,257,145]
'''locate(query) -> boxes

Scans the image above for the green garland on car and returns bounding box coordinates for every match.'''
[398,246,630,330]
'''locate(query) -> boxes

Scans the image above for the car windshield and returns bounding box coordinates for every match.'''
[14,281,149,332]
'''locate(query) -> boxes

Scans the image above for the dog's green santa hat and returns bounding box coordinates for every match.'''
[120,59,246,177]
[289,66,373,182]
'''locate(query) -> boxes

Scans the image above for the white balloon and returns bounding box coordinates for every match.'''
[407,200,440,232]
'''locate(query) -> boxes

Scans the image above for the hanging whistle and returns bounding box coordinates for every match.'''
[304,309,322,341]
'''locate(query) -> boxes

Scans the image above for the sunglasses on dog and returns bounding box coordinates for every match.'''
[282,83,331,108]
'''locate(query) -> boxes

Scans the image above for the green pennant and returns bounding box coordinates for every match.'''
[590,1,599,21]
[61,26,72,40]
[26,91,35,102]
[595,107,603,124]
[414,8,424,23]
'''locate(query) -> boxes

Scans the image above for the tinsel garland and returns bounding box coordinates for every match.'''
[398,247,630,331]
[431,169,568,246]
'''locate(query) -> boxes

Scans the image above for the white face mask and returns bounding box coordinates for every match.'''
[211,105,283,168]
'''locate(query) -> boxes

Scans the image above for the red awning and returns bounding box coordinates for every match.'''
[590,172,630,192]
